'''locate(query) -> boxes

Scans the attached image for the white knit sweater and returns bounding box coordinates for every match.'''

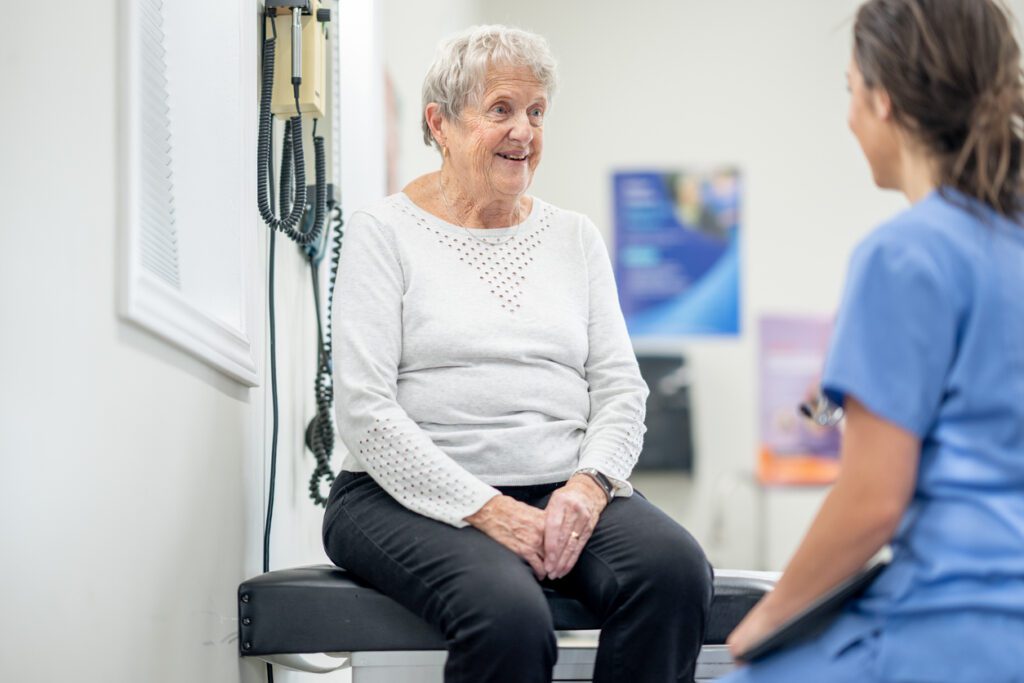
[332,193,648,527]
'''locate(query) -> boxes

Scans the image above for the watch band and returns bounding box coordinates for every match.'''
[575,467,614,503]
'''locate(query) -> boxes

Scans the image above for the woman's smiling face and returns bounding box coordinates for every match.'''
[443,64,548,200]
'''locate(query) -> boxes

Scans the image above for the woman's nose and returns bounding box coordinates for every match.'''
[508,112,534,144]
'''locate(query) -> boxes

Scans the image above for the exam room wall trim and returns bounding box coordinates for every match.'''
[118,0,261,387]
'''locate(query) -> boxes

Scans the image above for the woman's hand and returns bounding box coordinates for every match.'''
[725,597,786,663]
[465,495,548,579]
[543,475,608,579]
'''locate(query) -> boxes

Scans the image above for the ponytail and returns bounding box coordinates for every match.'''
[953,73,1024,214]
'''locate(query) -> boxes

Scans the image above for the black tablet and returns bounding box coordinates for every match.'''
[736,552,891,663]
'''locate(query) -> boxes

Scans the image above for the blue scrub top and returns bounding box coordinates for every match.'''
[820,188,1024,680]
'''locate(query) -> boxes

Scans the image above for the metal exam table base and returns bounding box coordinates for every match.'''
[238,565,778,682]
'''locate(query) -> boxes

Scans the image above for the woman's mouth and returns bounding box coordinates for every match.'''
[497,152,529,162]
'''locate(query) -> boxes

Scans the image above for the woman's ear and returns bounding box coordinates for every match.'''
[425,102,446,148]
[871,87,893,122]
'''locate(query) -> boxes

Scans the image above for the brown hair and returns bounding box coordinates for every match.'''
[854,0,1024,218]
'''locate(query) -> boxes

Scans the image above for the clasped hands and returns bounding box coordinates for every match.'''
[466,474,609,580]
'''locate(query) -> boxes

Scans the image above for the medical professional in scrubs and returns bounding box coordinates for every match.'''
[722,0,1024,680]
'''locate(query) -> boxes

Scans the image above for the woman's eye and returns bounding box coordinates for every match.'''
[530,108,544,118]
[492,104,508,115]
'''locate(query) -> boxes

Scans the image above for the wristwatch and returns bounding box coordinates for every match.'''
[575,467,615,503]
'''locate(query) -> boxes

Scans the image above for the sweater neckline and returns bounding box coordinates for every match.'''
[396,192,542,239]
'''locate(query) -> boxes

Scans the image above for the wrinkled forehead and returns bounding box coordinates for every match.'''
[471,62,548,103]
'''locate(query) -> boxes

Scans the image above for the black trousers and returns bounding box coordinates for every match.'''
[322,472,714,683]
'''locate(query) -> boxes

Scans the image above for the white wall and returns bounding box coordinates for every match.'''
[0,1,382,681]
[382,0,482,187]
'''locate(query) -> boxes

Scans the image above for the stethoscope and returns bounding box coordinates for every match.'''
[798,392,845,427]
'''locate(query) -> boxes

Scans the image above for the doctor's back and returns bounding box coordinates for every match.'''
[824,190,1024,675]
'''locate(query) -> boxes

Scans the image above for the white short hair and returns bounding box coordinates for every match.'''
[421,25,558,151]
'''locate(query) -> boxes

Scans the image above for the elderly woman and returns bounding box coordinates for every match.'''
[322,25,712,683]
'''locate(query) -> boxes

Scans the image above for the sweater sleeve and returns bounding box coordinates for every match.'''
[576,217,649,496]
[332,211,500,527]
[821,227,961,438]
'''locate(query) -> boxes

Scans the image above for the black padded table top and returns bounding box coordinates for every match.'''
[238,565,774,657]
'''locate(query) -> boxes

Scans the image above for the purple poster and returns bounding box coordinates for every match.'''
[758,315,841,485]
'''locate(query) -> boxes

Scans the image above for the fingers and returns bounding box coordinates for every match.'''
[514,503,548,579]
[510,527,546,580]
[549,524,591,579]
[542,488,600,579]
[550,530,579,579]
[525,551,547,580]
[543,494,577,576]
[724,610,763,664]
[544,503,573,576]
[726,632,749,664]
[543,501,567,566]
[481,493,593,581]
[547,527,572,578]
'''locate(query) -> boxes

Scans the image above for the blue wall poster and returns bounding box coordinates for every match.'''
[613,169,741,336]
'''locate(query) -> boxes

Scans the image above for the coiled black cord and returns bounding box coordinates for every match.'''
[257,33,307,235]
[298,127,333,506]
[279,118,295,216]
[306,201,344,505]
[308,119,328,248]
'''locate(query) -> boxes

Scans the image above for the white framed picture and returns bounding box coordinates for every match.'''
[118,0,260,386]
